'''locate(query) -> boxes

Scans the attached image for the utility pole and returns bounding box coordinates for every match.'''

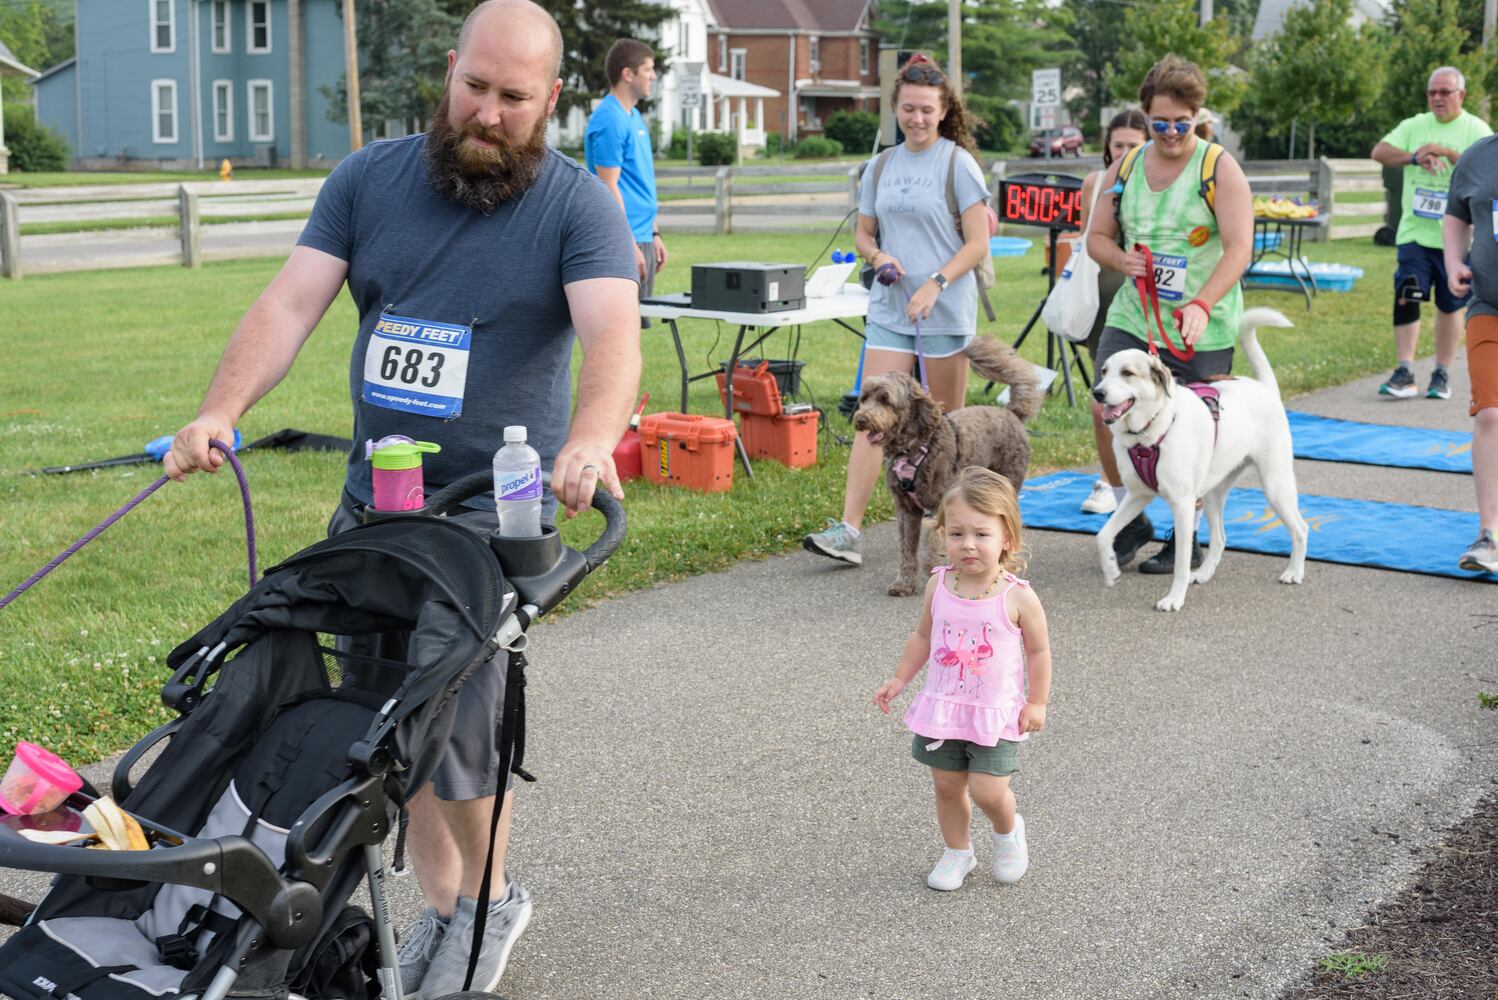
[948,0,962,92]
[1484,0,1496,117]
[343,0,363,152]
[1200,0,1213,25]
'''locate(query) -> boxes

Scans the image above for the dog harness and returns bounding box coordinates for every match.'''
[892,443,931,492]
[1125,382,1221,492]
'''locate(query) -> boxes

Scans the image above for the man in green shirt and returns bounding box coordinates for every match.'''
[1370,67,1492,400]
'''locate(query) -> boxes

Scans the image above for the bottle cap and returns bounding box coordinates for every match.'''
[503,426,527,443]
[366,437,441,471]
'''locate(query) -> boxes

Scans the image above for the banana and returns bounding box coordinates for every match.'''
[82,797,149,851]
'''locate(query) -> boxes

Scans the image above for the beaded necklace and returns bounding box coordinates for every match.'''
[952,567,1001,600]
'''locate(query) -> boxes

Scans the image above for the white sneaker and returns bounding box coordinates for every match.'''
[1080,479,1118,514]
[992,814,1029,883]
[926,848,977,891]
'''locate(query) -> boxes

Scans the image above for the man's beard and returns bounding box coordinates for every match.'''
[426,91,549,214]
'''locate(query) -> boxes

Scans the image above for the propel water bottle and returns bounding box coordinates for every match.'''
[493,426,543,537]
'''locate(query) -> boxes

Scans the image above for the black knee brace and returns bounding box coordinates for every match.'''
[1393,295,1421,326]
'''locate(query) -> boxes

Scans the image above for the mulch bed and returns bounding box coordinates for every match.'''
[1282,785,1497,999]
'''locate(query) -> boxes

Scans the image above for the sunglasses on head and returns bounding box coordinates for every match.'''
[1427,87,1458,97]
[1149,118,1193,135]
[900,62,945,85]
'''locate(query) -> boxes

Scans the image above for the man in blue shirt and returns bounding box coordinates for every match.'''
[585,38,666,311]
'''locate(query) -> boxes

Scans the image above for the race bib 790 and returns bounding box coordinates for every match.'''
[361,314,472,420]
[1413,187,1447,219]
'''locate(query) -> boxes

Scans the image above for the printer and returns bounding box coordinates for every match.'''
[690,262,806,313]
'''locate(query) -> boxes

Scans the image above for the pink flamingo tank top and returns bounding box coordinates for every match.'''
[903,566,1030,746]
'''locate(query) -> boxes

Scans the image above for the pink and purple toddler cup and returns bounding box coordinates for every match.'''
[0,742,84,816]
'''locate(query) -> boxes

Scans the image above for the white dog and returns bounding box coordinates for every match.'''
[1092,307,1308,612]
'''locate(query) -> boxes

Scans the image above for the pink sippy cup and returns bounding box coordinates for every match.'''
[366,436,442,511]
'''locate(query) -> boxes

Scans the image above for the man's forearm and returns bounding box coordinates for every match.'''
[569,333,641,448]
[1371,142,1412,168]
[1442,215,1472,274]
[197,293,319,422]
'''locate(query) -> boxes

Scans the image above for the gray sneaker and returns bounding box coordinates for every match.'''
[420,883,533,997]
[1427,368,1451,399]
[1380,366,1417,398]
[1459,529,1498,573]
[397,906,447,999]
[803,518,862,565]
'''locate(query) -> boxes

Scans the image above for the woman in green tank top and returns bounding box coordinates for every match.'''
[1087,56,1254,367]
[1083,55,1255,576]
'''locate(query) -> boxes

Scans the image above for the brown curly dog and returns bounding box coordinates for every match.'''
[853,336,1041,596]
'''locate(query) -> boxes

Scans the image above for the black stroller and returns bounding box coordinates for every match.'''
[0,471,623,1000]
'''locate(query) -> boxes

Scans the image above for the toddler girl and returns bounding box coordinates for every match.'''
[873,467,1052,890]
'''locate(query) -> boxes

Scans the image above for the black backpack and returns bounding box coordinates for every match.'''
[292,906,379,1000]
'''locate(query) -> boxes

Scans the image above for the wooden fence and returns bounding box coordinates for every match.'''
[0,158,1397,278]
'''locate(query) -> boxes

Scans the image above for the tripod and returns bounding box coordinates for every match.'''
[1009,226,1092,407]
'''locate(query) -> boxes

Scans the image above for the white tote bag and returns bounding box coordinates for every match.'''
[1040,182,1105,344]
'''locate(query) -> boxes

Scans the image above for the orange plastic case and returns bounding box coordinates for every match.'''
[639,413,737,492]
[714,361,784,417]
[739,410,819,469]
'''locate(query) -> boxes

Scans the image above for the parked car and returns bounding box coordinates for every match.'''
[1029,126,1084,157]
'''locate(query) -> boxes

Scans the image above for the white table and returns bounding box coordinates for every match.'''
[640,286,870,475]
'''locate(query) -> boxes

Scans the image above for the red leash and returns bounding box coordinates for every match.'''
[1132,243,1195,361]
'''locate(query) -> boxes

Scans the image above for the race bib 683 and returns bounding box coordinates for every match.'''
[361,313,472,420]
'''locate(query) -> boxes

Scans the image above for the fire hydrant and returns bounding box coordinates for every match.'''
[219,158,233,181]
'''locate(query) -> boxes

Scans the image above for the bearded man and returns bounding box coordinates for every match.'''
[163,2,640,995]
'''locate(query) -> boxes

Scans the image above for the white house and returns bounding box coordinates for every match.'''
[0,39,40,174]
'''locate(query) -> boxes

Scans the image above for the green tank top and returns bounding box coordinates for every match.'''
[1102,139,1242,353]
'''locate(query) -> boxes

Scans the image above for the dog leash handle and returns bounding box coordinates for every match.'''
[1133,243,1194,362]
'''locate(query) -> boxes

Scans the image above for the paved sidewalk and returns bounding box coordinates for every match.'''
[4,359,1493,999]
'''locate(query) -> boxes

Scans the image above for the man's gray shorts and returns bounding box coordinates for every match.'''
[328,501,518,801]
[637,240,656,328]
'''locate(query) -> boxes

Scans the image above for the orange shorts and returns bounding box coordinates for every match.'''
[1469,314,1498,416]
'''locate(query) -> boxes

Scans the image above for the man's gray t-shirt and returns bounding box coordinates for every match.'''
[858,138,989,336]
[1446,133,1498,322]
[298,135,637,507]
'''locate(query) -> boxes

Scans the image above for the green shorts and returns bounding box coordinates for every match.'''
[911,734,1021,777]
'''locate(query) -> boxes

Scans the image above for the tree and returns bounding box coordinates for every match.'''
[0,0,72,104]
[1064,0,1123,138]
[1246,0,1383,159]
[1115,0,1246,114]
[533,0,675,118]
[1377,0,1489,125]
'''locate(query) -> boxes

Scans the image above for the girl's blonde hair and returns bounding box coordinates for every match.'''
[933,467,1027,575]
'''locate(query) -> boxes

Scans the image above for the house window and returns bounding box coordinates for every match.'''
[151,0,175,53]
[730,49,745,81]
[677,17,689,59]
[211,0,230,52]
[213,80,234,141]
[809,36,820,74]
[152,79,178,143]
[718,36,727,72]
[248,79,273,141]
[247,0,271,53]
[860,38,869,75]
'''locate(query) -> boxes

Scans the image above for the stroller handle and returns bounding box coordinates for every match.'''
[423,469,627,573]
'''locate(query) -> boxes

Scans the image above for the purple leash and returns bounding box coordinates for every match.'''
[0,438,256,611]
[874,262,929,390]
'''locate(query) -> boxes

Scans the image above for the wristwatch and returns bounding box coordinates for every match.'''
[929,271,949,291]
[1411,151,1420,166]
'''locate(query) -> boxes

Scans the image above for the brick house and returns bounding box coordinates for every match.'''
[703,0,878,145]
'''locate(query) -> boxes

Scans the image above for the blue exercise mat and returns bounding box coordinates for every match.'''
[1288,411,1472,474]
[1019,470,1494,582]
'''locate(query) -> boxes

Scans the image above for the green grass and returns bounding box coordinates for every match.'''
[1318,951,1389,978]
[19,211,317,237]
[0,232,1426,762]
[0,168,331,188]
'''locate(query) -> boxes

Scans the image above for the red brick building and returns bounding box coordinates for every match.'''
[704,0,879,144]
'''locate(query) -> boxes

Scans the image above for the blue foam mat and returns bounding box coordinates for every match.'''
[1019,470,1494,582]
[1289,411,1473,474]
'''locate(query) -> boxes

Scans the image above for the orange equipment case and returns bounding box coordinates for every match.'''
[739,409,819,469]
[714,361,784,417]
[638,412,737,493]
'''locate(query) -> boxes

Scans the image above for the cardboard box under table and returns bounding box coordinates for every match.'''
[639,413,738,493]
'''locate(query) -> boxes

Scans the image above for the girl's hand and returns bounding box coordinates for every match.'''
[1019,702,1047,733]
[906,281,941,322]
[873,678,907,714]
[1173,302,1209,346]
[873,253,906,280]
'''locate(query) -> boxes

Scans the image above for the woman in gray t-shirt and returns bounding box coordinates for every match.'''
[804,54,993,567]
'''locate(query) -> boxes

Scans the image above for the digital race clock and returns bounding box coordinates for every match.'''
[996,172,1085,232]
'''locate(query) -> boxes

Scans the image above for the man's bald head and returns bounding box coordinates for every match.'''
[457,0,563,80]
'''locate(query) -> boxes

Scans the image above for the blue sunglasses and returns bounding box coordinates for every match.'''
[1150,119,1193,135]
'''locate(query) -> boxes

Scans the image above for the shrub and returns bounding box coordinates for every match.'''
[668,127,690,160]
[694,131,737,166]
[764,132,783,156]
[4,106,69,172]
[965,96,1023,154]
[823,110,879,156]
[792,135,843,159]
